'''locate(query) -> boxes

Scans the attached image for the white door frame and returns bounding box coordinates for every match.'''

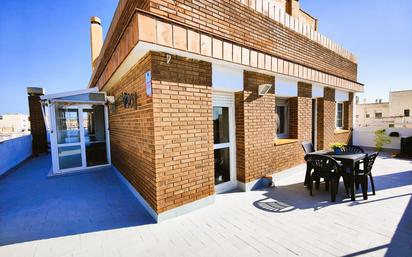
[50,103,111,174]
[213,91,237,193]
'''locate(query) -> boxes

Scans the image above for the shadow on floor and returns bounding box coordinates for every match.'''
[385,195,412,256]
[0,155,155,246]
[339,195,412,257]
[253,168,412,213]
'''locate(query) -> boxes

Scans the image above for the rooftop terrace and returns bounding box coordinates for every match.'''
[0,152,411,257]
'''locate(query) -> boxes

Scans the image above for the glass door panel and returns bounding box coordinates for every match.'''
[55,104,83,170]
[213,106,231,186]
[55,106,80,144]
[214,148,230,185]
[58,145,82,169]
[213,107,229,144]
[83,105,108,167]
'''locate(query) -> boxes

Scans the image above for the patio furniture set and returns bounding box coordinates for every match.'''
[301,142,378,202]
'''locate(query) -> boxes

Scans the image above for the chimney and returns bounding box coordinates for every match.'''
[286,0,300,17]
[27,87,48,155]
[90,16,103,70]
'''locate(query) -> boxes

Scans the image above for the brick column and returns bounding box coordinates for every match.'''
[151,52,214,214]
[289,82,312,140]
[27,87,48,155]
[317,87,335,150]
[344,92,354,130]
[288,97,298,139]
[297,82,312,141]
[236,71,276,183]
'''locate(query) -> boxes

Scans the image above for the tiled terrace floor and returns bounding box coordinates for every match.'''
[0,152,411,257]
[0,155,154,246]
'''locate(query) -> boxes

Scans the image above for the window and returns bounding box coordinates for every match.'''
[366,114,370,118]
[276,98,289,138]
[389,124,395,128]
[375,112,382,119]
[336,102,343,129]
[404,109,410,117]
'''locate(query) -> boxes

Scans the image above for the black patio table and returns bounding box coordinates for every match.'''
[304,150,367,201]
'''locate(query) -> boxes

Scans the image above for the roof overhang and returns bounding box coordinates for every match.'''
[41,88,99,101]
[91,10,364,93]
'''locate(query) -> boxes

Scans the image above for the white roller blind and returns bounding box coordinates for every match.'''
[212,90,234,106]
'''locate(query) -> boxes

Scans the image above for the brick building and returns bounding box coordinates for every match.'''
[84,0,363,221]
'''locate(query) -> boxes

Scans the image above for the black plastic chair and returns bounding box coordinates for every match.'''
[341,145,365,189]
[304,154,347,202]
[302,141,316,188]
[301,141,315,154]
[341,145,364,153]
[354,152,378,200]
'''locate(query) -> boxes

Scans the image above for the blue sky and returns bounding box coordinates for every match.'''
[0,0,411,114]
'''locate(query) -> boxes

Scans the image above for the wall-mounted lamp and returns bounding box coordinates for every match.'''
[258,84,272,96]
[106,96,115,104]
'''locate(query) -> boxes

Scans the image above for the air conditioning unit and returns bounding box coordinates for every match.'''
[258,84,272,96]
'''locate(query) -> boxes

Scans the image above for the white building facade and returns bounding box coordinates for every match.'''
[356,90,412,128]
[0,114,31,142]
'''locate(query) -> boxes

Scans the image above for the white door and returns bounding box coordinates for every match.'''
[52,104,83,173]
[51,103,110,174]
[213,91,237,193]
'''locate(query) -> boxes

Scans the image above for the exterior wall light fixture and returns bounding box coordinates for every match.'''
[258,84,272,96]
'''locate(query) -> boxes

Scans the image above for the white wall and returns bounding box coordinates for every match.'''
[212,64,243,92]
[0,135,32,176]
[353,127,412,150]
[275,79,297,97]
[389,90,412,117]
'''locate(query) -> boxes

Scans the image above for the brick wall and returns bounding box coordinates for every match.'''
[151,52,214,213]
[105,51,215,214]
[105,52,158,211]
[234,91,246,182]
[93,0,150,89]
[236,72,313,183]
[317,87,352,150]
[236,71,276,182]
[147,0,357,81]
[235,72,342,183]
[97,14,139,89]
[288,84,313,140]
[317,87,335,149]
[296,82,313,141]
[105,50,354,212]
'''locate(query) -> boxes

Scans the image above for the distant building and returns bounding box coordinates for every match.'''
[0,113,30,141]
[356,90,412,128]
